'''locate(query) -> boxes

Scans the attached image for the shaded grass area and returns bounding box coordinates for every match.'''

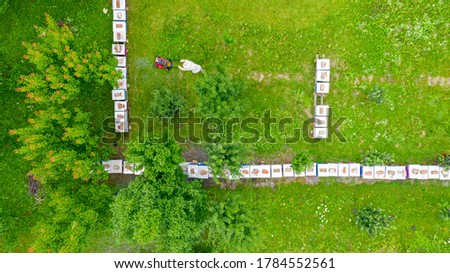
[0,151,33,252]
[0,0,114,252]
[128,0,449,163]
[209,180,450,252]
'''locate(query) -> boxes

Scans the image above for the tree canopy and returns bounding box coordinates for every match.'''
[11,13,118,184]
[150,87,186,119]
[30,181,112,253]
[112,139,207,252]
[203,194,256,252]
[196,67,245,119]
[8,14,119,252]
[195,68,247,182]
[291,151,314,173]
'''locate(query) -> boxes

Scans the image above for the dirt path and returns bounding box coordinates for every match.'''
[247,69,450,89]
[353,74,450,87]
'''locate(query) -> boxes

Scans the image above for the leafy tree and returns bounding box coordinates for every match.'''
[16,13,118,104]
[150,87,186,119]
[112,138,207,252]
[124,138,185,182]
[111,177,206,252]
[11,108,110,183]
[196,67,245,119]
[8,13,118,252]
[195,68,247,182]
[203,195,256,252]
[362,150,394,166]
[30,181,113,252]
[11,13,118,183]
[205,143,245,182]
[291,151,314,173]
[355,206,394,235]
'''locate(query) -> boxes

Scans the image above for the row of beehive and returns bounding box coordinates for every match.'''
[112,0,129,132]
[101,159,449,181]
[313,58,330,138]
[182,162,450,181]
[102,160,144,175]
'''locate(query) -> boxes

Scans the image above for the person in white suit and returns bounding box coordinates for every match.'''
[178,59,202,73]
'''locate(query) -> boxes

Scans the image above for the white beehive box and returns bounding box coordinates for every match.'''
[112,44,126,56]
[328,163,338,177]
[374,166,386,179]
[112,0,126,10]
[123,161,134,174]
[305,163,317,176]
[316,59,330,70]
[197,165,209,179]
[239,165,250,178]
[187,164,198,178]
[314,116,328,128]
[282,164,294,177]
[315,82,330,94]
[116,56,126,67]
[271,164,283,178]
[315,70,330,82]
[315,105,329,116]
[428,165,440,179]
[349,163,361,177]
[113,10,127,21]
[112,89,127,101]
[362,166,374,179]
[114,101,128,111]
[317,163,329,177]
[109,160,123,173]
[338,163,350,177]
[313,128,328,138]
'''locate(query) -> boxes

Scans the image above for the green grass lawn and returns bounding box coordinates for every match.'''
[128,0,449,163]
[209,180,450,252]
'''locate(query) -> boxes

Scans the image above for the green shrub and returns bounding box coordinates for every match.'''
[196,67,248,183]
[150,87,186,119]
[203,194,256,252]
[206,143,244,183]
[355,206,394,235]
[437,154,450,171]
[196,67,245,119]
[363,150,394,166]
[438,202,450,221]
[368,84,385,104]
[291,151,314,173]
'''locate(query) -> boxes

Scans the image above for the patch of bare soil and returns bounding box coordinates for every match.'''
[303,107,313,118]
[426,76,450,87]
[182,142,208,162]
[247,146,295,164]
[248,72,305,82]
[108,174,136,187]
[352,90,361,97]
[354,74,450,88]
